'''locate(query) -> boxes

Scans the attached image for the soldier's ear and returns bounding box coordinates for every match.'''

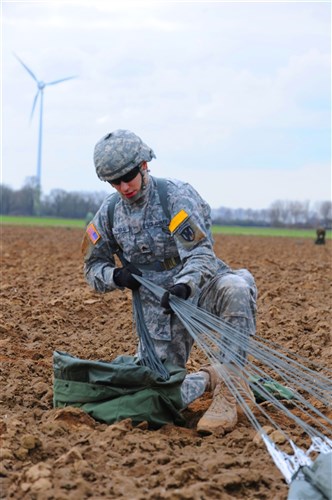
[141,161,148,171]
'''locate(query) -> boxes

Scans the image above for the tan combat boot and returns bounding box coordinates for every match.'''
[196,364,256,435]
[196,365,237,436]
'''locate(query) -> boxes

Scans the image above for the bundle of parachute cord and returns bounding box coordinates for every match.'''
[131,274,332,498]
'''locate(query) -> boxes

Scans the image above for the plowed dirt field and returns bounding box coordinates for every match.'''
[1,226,331,499]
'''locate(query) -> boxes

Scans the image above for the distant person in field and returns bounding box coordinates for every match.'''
[82,129,257,435]
[315,227,326,245]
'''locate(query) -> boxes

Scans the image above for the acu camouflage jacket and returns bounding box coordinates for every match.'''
[82,176,229,341]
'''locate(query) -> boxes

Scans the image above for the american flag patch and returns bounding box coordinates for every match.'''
[87,223,101,244]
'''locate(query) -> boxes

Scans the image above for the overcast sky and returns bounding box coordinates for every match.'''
[2,1,331,209]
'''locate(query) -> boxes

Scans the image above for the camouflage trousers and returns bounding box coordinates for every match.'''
[180,269,257,408]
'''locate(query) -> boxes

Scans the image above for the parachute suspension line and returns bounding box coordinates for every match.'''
[113,245,170,381]
[168,295,332,438]
[133,275,332,483]
[132,288,170,380]
[134,275,331,394]
[176,300,331,400]
[251,334,332,378]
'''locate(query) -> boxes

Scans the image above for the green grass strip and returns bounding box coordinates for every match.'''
[1,216,330,239]
[0,215,85,228]
[212,225,331,239]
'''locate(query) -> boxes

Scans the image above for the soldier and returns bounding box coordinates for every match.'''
[82,129,257,435]
[315,227,326,245]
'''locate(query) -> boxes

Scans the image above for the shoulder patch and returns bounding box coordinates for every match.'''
[169,210,189,233]
[172,215,206,250]
[86,223,101,244]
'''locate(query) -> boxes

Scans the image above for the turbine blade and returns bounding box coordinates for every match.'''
[30,90,40,121]
[46,75,77,86]
[13,52,38,82]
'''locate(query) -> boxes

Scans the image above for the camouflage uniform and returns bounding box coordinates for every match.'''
[83,175,257,408]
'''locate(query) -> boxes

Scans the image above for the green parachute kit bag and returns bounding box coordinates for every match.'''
[249,375,295,403]
[53,351,187,428]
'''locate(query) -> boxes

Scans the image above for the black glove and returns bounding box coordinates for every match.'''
[113,263,142,291]
[160,283,191,314]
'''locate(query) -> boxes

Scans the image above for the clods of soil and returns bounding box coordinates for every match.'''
[1,227,331,499]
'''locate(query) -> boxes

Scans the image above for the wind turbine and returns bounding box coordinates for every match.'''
[14,53,76,213]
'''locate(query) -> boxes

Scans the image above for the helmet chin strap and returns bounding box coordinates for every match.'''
[140,166,150,190]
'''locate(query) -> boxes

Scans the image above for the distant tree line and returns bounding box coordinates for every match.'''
[1,178,107,220]
[212,200,331,229]
[1,178,331,228]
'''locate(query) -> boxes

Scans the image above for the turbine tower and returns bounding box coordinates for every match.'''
[14,53,76,214]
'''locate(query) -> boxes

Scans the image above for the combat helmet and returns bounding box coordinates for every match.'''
[94,129,156,182]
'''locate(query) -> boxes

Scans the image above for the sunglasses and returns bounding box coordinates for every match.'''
[109,165,141,186]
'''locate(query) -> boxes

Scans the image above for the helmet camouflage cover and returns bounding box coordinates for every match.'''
[94,129,156,182]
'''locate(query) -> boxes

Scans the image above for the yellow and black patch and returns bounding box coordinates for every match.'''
[170,210,206,249]
[169,210,189,233]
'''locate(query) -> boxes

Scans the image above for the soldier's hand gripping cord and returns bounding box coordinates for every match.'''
[113,263,142,291]
[160,284,191,314]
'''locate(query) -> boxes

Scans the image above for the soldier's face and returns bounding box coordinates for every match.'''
[111,162,148,200]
